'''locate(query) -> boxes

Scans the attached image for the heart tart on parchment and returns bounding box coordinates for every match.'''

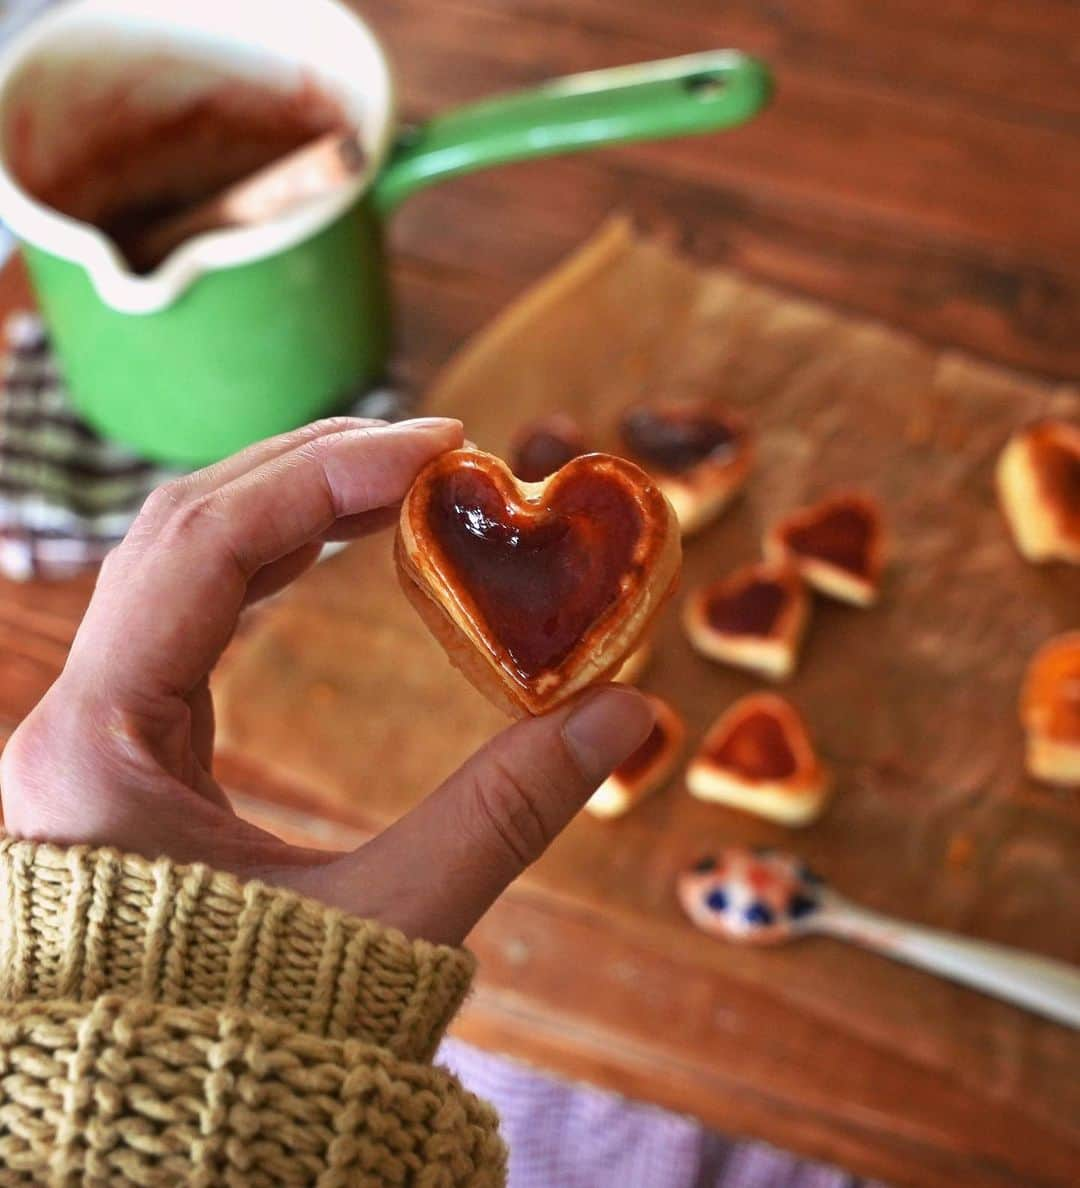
[997,419,1080,565]
[509,413,587,482]
[683,561,809,681]
[397,448,681,717]
[765,492,885,607]
[1020,632,1080,787]
[617,400,752,536]
[585,695,686,819]
[687,693,832,826]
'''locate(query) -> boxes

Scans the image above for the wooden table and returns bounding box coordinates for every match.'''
[1,3,1079,1186]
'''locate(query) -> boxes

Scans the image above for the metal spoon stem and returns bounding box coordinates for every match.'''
[812,893,1080,1029]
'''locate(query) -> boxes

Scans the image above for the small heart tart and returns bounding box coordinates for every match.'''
[510,413,587,482]
[996,420,1080,565]
[585,695,685,819]
[683,562,809,681]
[765,492,885,606]
[618,400,752,535]
[396,448,681,717]
[687,693,831,826]
[1020,632,1080,787]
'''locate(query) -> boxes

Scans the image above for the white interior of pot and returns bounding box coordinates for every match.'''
[0,0,394,311]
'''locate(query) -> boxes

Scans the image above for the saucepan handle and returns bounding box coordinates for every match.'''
[373,51,772,214]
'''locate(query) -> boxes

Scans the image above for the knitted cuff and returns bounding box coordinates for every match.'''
[0,838,474,1062]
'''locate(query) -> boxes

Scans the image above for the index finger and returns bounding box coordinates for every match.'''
[72,418,463,699]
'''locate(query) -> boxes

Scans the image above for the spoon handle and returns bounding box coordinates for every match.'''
[814,896,1080,1029]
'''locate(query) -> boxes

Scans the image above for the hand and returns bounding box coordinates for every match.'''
[0,418,654,946]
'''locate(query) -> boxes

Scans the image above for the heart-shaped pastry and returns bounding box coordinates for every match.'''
[510,413,587,482]
[683,561,809,680]
[585,695,685,818]
[618,400,752,535]
[997,419,1080,565]
[1020,632,1080,786]
[765,492,885,606]
[397,448,681,716]
[687,693,831,826]
[614,639,652,685]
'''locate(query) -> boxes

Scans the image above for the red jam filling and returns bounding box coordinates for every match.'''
[783,501,875,576]
[705,578,787,637]
[709,710,798,781]
[1024,638,1080,742]
[613,719,668,784]
[511,418,586,483]
[620,406,738,475]
[426,464,646,681]
[1029,424,1080,538]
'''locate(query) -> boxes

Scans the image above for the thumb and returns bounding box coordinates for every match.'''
[294,685,655,945]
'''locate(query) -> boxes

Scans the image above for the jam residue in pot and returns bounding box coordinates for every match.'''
[11,56,350,271]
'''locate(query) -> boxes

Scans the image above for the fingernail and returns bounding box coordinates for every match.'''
[562,686,656,780]
[396,417,463,433]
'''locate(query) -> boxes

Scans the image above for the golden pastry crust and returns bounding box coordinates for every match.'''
[396,448,681,717]
[585,695,686,818]
[683,562,809,681]
[613,639,652,685]
[996,420,1080,565]
[687,693,831,826]
[1020,632,1080,786]
[765,492,885,607]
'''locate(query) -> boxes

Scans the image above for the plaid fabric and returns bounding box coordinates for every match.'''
[0,312,405,580]
[0,312,177,580]
[439,1040,890,1188]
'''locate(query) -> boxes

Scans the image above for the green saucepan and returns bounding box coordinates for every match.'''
[0,0,771,466]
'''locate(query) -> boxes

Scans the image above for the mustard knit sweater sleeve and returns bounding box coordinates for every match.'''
[0,838,506,1187]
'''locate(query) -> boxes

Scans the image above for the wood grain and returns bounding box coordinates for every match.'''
[0,1,1078,1182]
[213,222,1080,1188]
[361,0,1080,381]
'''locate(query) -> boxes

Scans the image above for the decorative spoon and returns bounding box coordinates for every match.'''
[678,847,1080,1029]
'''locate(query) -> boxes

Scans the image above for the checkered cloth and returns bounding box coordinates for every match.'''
[0,312,405,580]
[440,1040,889,1188]
[0,312,177,580]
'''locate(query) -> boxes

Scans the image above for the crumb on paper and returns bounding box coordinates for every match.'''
[308,680,339,707]
[946,832,974,869]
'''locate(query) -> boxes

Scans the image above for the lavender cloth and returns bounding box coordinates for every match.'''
[439,1040,890,1188]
